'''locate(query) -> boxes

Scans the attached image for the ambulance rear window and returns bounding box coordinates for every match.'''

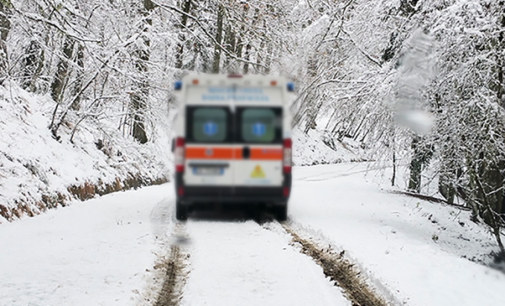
[240,108,282,143]
[189,107,229,143]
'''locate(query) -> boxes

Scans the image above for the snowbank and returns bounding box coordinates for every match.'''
[0,184,173,306]
[292,127,367,166]
[0,82,171,223]
[290,163,505,306]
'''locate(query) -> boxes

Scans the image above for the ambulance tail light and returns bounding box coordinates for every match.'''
[174,137,185,173]
[283,138,292,174]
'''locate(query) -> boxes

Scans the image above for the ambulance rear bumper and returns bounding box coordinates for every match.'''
[175,174,291,204]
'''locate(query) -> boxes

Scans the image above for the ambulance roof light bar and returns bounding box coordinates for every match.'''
[227,74,243,78]
[174,81,182,90]
[287,82,294,92]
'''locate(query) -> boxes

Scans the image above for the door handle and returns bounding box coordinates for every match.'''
[242,146,250,159]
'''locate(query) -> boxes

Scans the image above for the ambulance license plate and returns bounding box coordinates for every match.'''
[192,167,223,176]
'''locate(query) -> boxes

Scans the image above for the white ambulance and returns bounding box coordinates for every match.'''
[172,74,294,220]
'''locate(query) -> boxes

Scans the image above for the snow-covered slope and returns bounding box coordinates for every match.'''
[290,163,505,306]
[292,127,367,166]
[0,82,171,223]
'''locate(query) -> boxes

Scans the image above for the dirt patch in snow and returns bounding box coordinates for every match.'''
[153,224,189,306]
[283,224,387,306]
[0,176,168,222]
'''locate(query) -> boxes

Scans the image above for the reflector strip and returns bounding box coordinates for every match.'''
[185,147,234,159]
[185,147,282,160]
[174,137,185,173]
[283,138,292,174]
[250,148,282,160]
[283,187,289,197]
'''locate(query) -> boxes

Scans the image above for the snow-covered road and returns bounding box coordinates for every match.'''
[1,163,505,306]
[0,184,171,306]
[180,220,350,306]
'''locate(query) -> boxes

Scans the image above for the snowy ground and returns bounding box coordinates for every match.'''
[1,163,504,306]
[0,185,172,306]
[292,127,366,166]
[180,220,350,306]
[290,164,505,306]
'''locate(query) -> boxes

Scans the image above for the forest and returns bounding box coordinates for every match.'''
[1,0,504,253]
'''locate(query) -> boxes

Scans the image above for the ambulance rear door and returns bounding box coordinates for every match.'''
[233,87,284,188]
[183,104,235,187]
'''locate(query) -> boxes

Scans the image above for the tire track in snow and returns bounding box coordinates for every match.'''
[279,222,388,306]
[154,211,389,306]
[257,213,390,305]
[153,222,189,306]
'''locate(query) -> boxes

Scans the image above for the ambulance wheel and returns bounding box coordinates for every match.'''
[176,200,188,221]
[275,203,288,222]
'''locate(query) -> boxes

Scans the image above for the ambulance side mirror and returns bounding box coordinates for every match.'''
[171,138,175,152]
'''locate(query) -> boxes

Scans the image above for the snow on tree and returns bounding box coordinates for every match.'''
[1,0,504,253]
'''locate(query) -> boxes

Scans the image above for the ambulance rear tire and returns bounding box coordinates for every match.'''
[275,203,288,221]
[176,200,188,221]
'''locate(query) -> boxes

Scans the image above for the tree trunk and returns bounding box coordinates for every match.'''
[438,137,459,204]
[399,0,419,16]
[256,39,264,74]
[264,42,273,74]
[471,157,505,254]
[50,36,74,103]
[439,174,456,204]
[499,7,505,108]
[0,1,11,76]
[129,0,155,144]
[70,43,84,111]
[463,145,504,228]
[223,25,236,73]
[49,36,74,138]
[408,136,433,193]
[175,0,191,70]
[211,4,224,74]
[22,40,44,91]
[243,43,251,74]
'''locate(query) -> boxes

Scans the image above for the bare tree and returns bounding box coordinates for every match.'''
[0,0,11,77]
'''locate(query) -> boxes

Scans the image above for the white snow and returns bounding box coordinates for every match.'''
[1,163,504,306]
[181,220,350,306]
[289,163,505,306]
[0,184,173,306]
[0,82,171,223]
[292,127,366,166]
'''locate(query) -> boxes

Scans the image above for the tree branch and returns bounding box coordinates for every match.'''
[152,0,266,70]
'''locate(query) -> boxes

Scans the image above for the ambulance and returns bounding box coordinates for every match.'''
[172,74,294,221]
